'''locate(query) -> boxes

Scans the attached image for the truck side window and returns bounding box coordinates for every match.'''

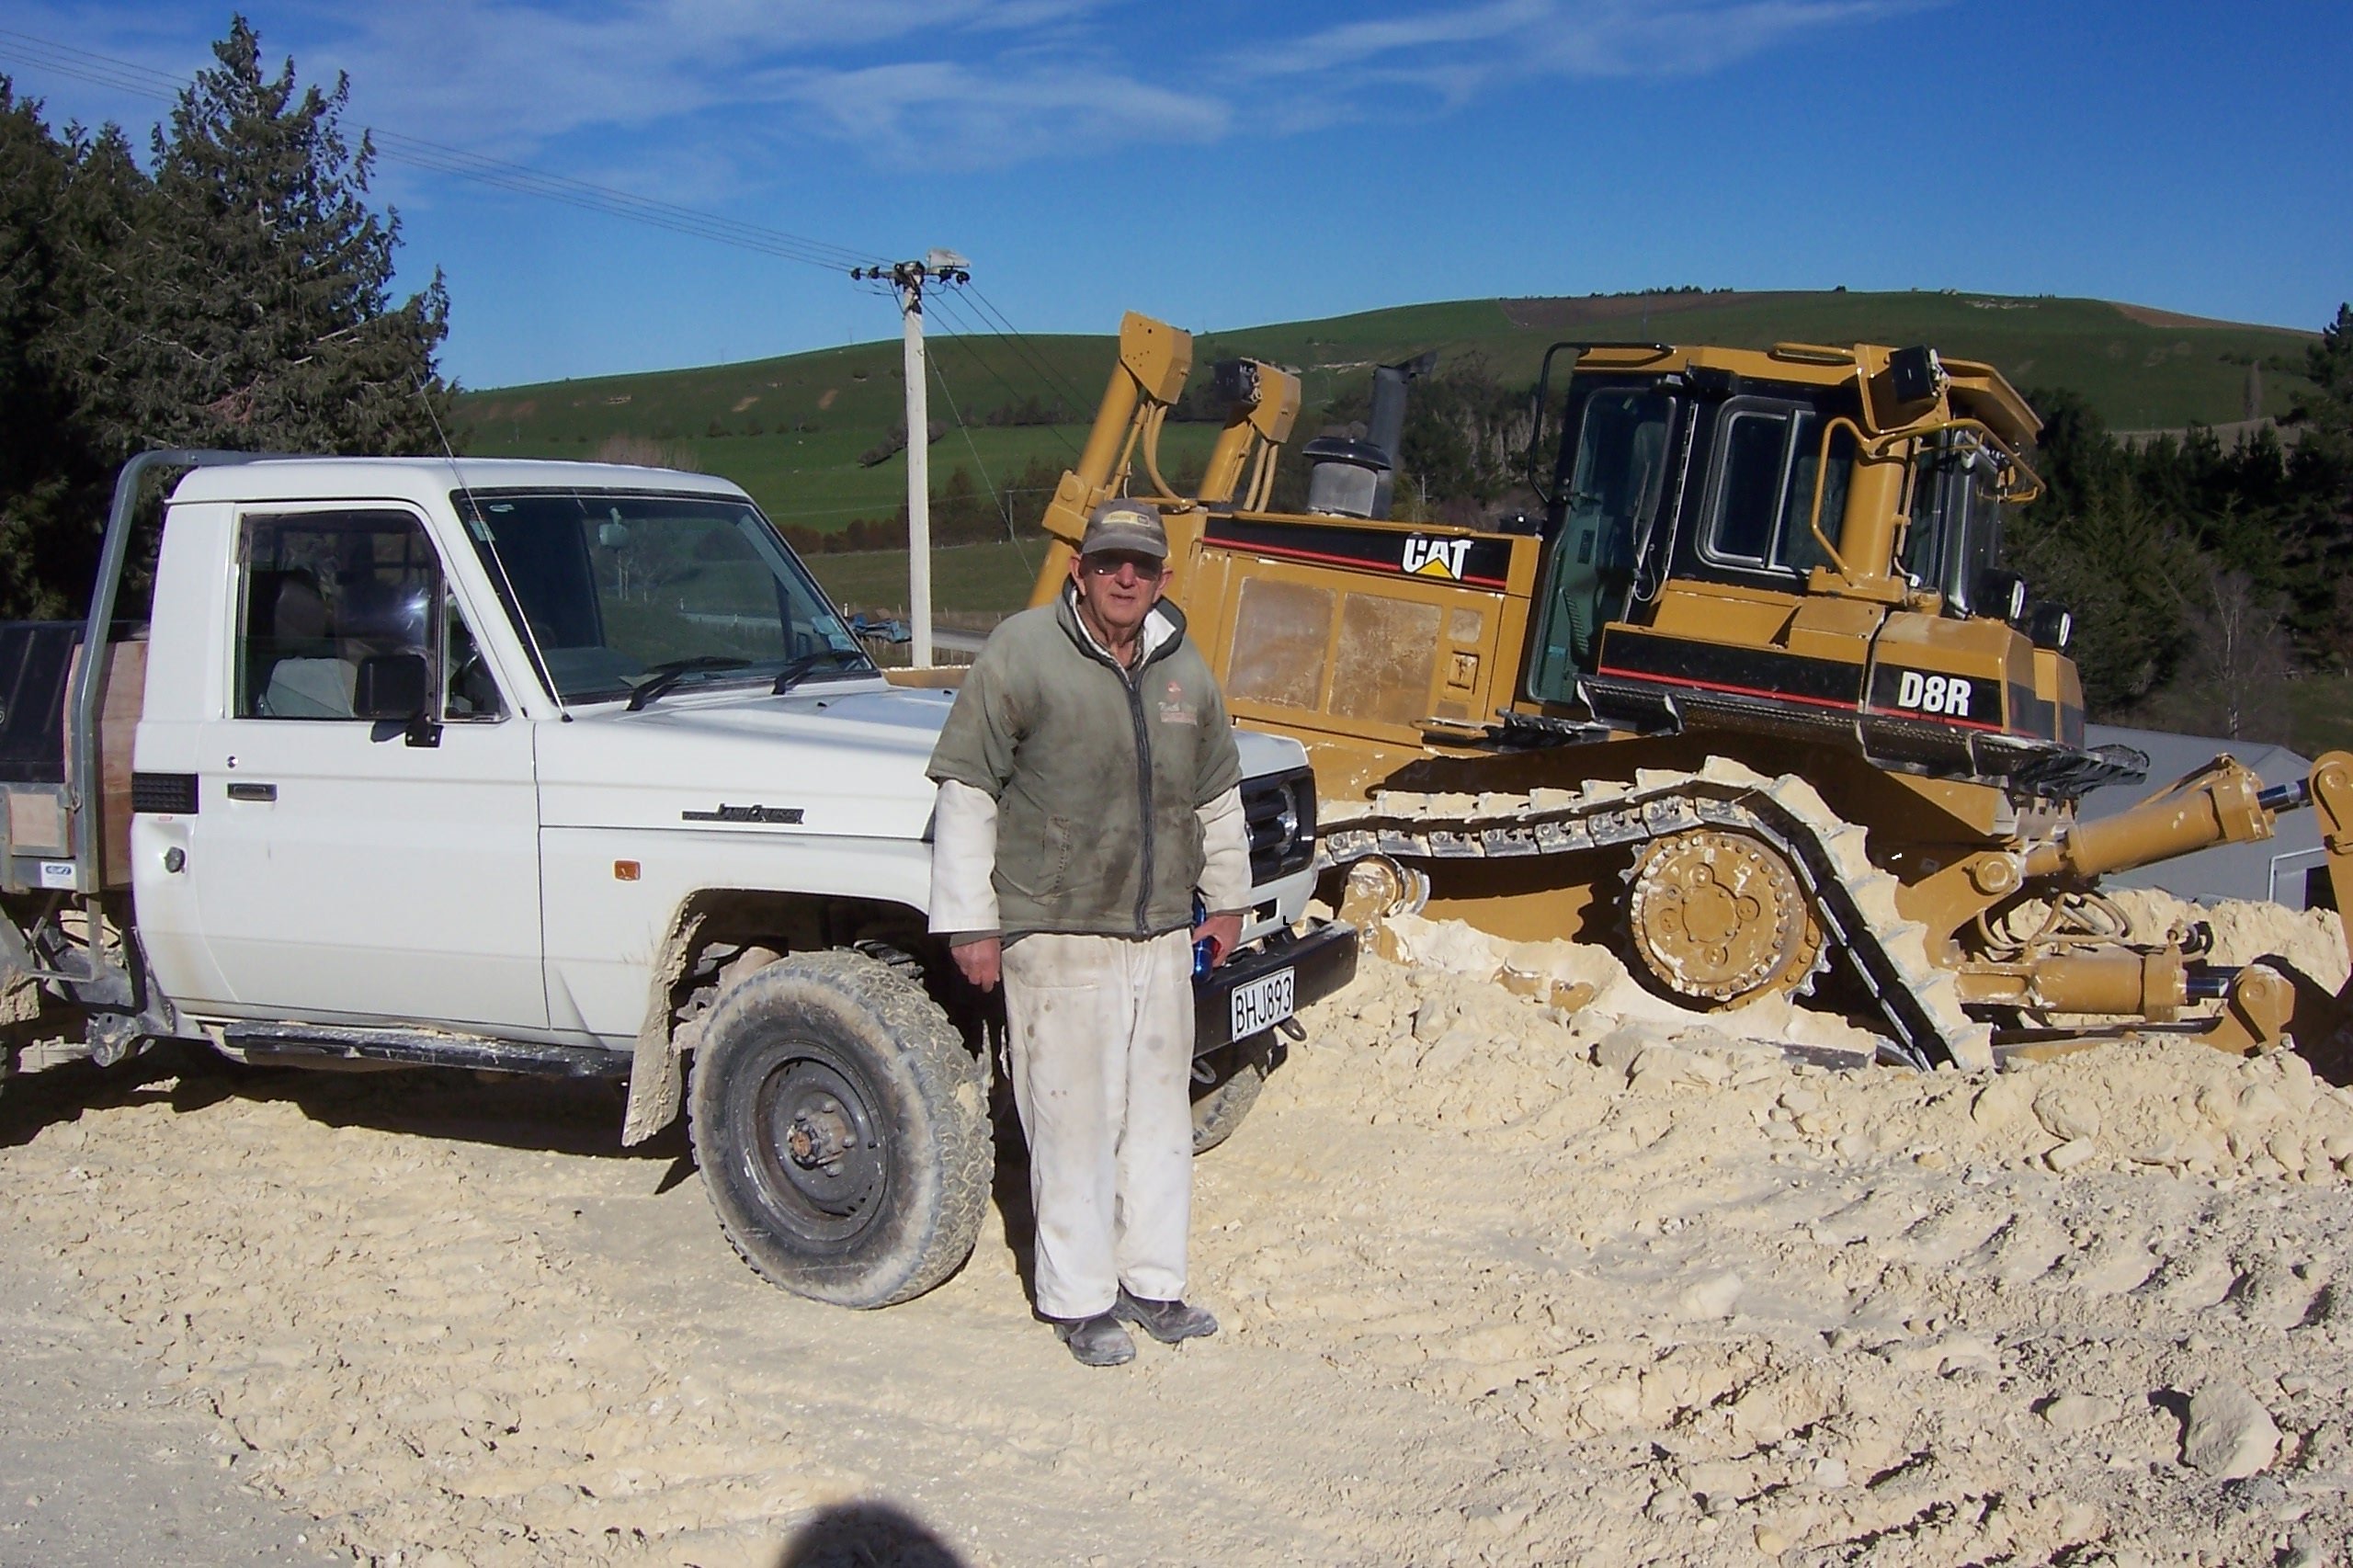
[237,511,437,721]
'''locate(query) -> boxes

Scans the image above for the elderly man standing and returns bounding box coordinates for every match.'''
[926,498,1251,1367]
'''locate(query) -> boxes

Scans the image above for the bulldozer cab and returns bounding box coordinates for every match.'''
[1517,342,2066,728]
[1527,366,1871,702]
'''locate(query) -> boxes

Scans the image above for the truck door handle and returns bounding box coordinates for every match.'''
[225,782,277,802]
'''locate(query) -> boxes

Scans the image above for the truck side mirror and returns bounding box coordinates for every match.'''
[356,653,439,746]
[356,652,429,720]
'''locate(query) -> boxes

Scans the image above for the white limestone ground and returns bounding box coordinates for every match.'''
[2,895,2349,1566]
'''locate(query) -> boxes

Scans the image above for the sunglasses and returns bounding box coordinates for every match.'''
[1080,553,1167,577]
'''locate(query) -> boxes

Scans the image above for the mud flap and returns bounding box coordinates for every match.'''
[623,911,705,1146]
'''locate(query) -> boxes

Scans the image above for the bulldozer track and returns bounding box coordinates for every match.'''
[1319,756,1995,1073]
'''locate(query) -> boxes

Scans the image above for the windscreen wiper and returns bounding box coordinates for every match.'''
[772,647,870,695]
[626,655,750,711]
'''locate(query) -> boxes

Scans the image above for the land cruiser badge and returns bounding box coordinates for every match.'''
[681,803,805,824]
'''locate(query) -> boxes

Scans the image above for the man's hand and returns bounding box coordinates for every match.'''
[1193,911,1244,969]
[951,936,1002,991]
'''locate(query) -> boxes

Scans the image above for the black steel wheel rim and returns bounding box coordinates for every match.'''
[744,1042,889,1248]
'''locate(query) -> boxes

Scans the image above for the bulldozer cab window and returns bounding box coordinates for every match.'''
[1528,384,1677,702]
[1904,441,2006,615]
[1697,399,1851,579]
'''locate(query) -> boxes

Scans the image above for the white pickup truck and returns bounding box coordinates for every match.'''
[0,450,1355,1307]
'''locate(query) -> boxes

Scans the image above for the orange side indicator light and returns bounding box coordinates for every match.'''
[614,859,641,881]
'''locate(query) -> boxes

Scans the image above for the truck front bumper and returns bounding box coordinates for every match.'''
[1190,918,1358,1057]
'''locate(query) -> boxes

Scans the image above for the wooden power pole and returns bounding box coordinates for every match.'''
[852,250,968,668]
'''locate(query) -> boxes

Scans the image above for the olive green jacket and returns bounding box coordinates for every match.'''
[926,587,1244,939]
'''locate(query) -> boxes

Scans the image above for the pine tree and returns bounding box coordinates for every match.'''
[0,18,456,617]
[56,16,452,457]
[0,85,107,615]
[2285,304,2353,665]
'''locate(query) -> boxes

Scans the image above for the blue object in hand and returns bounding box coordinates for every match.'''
[1191,892,1216,978]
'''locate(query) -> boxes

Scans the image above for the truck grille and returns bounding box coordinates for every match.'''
[1242,766,1316,884]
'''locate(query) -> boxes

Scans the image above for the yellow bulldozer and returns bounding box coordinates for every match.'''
[1022,312,2353,1071]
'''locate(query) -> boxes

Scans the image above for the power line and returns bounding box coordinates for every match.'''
[964,282,1103,411]
[0,27,885,273]
[926,352,1035,576]
[926,291,1083,459]
[933,286,1083,407]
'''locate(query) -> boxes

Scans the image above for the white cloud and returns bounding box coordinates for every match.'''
[1234,0,1934,111]
[12,0,1927,178]
[774,59,1227,167]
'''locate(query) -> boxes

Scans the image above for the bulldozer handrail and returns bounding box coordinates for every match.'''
[1803,412,2050,589]
[1137,401,1184,505]
[1804,415,1863,579]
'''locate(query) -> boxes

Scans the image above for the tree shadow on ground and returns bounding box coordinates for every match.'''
[773,1500,968,1568]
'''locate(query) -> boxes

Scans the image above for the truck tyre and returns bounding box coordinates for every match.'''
[689,949,991,1309]
[1189,1034,1271,1155]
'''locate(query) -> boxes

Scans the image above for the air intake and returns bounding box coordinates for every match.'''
[1304,351,1436,520]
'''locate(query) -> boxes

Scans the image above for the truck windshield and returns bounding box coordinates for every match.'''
[451,489,870,706]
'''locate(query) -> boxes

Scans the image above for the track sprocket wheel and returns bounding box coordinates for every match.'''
[1625,828,1825,1007]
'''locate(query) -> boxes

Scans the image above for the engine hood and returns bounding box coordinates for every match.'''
[534,676,958,841]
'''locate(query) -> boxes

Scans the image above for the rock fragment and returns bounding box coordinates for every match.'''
[2046,1138,2100,1173]
[2033,1087,2101,1142]
[2040,1392,2116,1433]
[2179,1381,2280,1479]
[1677,1270,1744,1320]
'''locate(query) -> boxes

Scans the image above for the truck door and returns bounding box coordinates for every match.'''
[174,505,546,1028]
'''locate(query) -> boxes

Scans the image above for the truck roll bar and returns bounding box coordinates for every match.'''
[69,449,267,898]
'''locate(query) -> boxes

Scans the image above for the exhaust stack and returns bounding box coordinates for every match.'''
[1304,351,1435,519]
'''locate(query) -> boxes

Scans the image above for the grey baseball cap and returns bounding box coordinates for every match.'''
[1079,498,1168,560]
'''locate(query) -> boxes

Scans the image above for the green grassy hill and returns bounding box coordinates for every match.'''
[456,289,2317,550]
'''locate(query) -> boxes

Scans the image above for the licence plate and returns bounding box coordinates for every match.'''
[1231,967,1295,1040]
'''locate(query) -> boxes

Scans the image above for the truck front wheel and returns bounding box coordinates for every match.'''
[1189,1033,1271,1155]
[689,950,991,1308]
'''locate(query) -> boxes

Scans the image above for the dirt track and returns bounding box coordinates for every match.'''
[4,907,2352,1566]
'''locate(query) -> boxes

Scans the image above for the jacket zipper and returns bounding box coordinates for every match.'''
[1122,665,1154,933]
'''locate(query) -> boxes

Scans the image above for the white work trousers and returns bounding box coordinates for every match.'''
[1000,927,1196,1321]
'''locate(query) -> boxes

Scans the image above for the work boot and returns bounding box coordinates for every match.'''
[1115,1287,1219,1344]
[1052,1312,1136,1368]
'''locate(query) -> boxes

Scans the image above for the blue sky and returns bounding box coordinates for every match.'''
[3,1,2347,390]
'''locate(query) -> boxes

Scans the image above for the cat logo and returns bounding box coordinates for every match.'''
[1402,536,1472,580]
